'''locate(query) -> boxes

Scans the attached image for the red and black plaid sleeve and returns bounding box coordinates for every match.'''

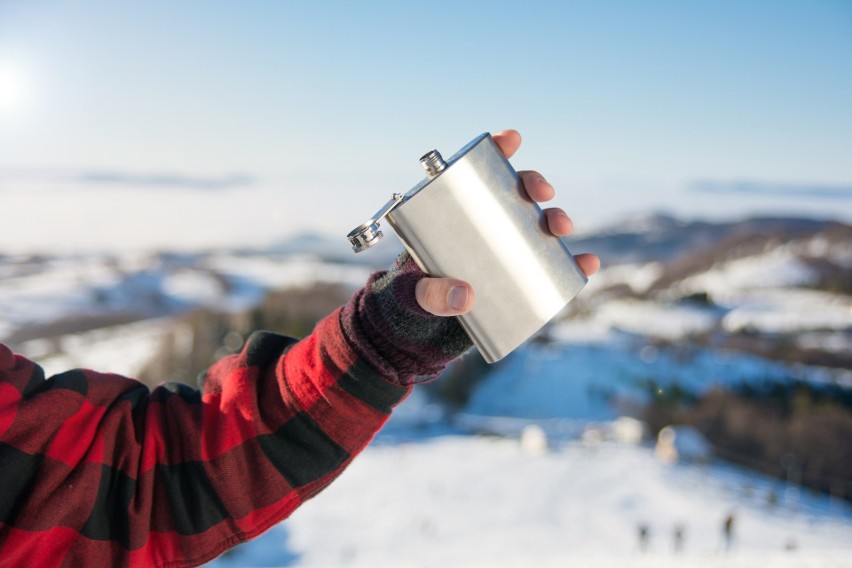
[0,255,473,567]
[0,307,420,567]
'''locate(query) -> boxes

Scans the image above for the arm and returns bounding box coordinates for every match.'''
[0,258,470,568]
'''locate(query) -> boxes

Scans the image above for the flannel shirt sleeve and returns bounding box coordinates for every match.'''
[0,254,474,568]
[0,310,412,567]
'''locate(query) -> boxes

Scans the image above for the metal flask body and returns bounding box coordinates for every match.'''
[347,133,587,363]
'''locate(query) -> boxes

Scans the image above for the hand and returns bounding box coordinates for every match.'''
[416,129,601,317]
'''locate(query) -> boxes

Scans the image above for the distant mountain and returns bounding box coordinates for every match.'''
[556,213,852,372]
[566,213,849,266]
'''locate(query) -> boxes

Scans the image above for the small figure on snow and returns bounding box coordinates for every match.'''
[637,522,651,553]
[673,523,685,553]
[722,512,736,552]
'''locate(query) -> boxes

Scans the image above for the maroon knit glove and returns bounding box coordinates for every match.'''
[339,252,473,385]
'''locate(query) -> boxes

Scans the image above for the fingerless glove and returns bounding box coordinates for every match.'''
[339,253,473,385]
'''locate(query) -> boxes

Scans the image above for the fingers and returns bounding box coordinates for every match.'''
[540,207,600,276]
[492,130,554,203]
[574,253,601,277]
[543,208,574,236]
[414,254,599,318]
[415,277,476,316]
[519,170,555,202]
[417,129,597,316]
[416,278,475,316]
[491,130,521,159]
[491,130,553,203]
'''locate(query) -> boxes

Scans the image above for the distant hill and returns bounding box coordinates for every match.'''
[566,213,850,266]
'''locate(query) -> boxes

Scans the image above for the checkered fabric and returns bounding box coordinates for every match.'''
[0,262,471,567]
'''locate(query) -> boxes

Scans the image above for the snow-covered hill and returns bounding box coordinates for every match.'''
[563,215,852,377]
[205,405,852,568]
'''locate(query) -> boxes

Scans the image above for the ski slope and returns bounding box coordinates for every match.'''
[207,410,852,567]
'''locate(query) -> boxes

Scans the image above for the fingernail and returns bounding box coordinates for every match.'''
[448,286,468,311]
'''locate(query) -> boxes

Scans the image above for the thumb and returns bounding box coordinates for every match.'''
[415,277,475,317]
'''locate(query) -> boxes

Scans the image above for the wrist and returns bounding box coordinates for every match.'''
[340,253,472,385]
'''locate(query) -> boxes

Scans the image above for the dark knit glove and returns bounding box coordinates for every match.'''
[339,252,473,385]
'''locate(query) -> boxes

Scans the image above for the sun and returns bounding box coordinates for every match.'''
[0,64,27,113]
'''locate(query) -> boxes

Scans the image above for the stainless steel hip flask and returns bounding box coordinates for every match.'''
[347,132,587,363]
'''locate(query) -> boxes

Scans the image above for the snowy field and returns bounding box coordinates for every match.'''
[207,406,852,568]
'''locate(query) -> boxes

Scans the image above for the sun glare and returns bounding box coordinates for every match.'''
[0,65,27,113]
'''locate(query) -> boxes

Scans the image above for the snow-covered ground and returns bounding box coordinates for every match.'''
[0,254,132,339]
[206,408,852,568]
[17,317,184,379]
[583,233,852,341]
[464,340,852,422]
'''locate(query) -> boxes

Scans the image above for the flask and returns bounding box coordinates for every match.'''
[347,133,587,363]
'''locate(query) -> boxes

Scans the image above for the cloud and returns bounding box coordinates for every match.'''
[75,171,256,190]
[0,168,257,191]
[687,180,852,200]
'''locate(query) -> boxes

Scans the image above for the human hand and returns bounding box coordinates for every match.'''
[415,129,601,317]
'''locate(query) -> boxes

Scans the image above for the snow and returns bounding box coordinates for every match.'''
[566,244,852,342]
[17,318,181,378]
[669,244,852,335]
[0,255,124,335]
[201,334,852,566]
[203,255,371,292]
[720,289,852,334]
[679,246,820,294]
[583,262,664,294]
[804,235,852,268]
[797,331,852,354]
[548,318,618,345]
[160,269,227,307]
[0,253,372,342]
[207,423,852,568]
[657,244,852,335]
[589,298,720,340]
[461,340,843,424]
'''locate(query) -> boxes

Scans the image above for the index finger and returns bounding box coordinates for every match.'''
[491,130,521,159]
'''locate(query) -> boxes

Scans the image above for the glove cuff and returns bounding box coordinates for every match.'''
[339,253,473,385]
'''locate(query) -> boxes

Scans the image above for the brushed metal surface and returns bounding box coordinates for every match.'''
[387,133,587,362]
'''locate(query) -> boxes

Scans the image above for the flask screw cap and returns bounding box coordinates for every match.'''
[420,150,447,178]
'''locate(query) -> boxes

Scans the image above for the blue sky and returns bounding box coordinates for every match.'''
[1,0,850,252]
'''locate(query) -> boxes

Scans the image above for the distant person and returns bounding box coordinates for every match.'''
[723,512,736,552]
[637,523,651,553]
[673,523,685,553]
[0,131,600,567]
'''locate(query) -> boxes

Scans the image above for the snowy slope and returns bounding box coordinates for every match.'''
[462,339,847,425]
[207,420,852,567]
[222,223,846,567]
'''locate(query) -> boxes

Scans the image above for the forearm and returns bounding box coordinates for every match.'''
[0,257,472,567]
[141,313,415,567]
[0,318,410,568]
